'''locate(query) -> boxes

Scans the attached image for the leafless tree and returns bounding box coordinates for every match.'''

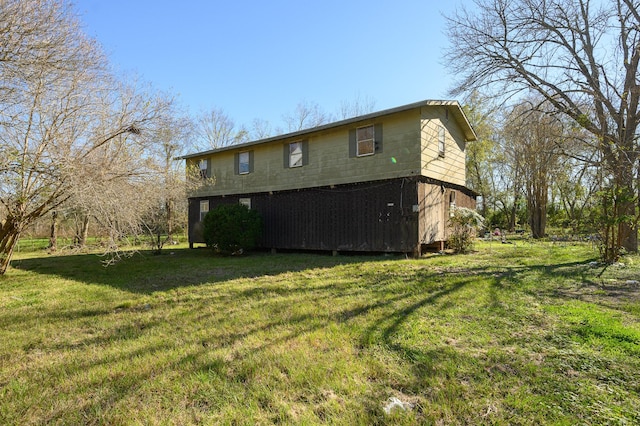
[138,110,196,253]
[249,118,273,140]
[337,94,377,119]
[0,0,172,274]
[282,100,332,132]
[445,0,640,260]
[192,107,248,150]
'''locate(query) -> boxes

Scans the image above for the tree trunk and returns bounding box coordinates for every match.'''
[74,214,90,248]
[618,180,638,253]
[80,215,90,248]
[508,193,521,232]
[166,199,173,243]
[613,154,638,254]
[528,175,548,239]
[48,210,58,251]
[529,205,546,239]
[0,219,21,275]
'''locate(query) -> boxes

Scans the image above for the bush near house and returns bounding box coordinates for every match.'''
[448,206,485,253]
[202,203,262,254]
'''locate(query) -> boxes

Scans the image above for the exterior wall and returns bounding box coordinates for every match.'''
[420,106,467,187]
[188,110,423,198]
[190,178,421,254]
[417,181,477,247]
[185,102,477,254]
[418,182,445,244]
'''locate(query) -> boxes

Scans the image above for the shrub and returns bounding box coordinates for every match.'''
[448,207,485,253]
[202,203,262,255]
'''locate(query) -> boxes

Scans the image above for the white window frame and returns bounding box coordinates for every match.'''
[199,200,209,222]
[238,152,250,175]
[438,125,446,157]
[239,198,251,209]
[289,141,303,168]
[356,125,375,157]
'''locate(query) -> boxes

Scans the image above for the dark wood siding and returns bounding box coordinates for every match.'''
[189,177,421,253]
[189,177,476,254]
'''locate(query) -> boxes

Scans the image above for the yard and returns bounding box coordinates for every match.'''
[1,240,639,424]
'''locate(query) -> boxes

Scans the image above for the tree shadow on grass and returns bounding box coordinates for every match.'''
[7,247,628,424]
[9,247,369,294]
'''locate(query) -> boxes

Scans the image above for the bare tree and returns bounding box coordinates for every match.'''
[0,0,171,274]
[445,0,640,260]
[337,94,377,119]
[139,111,195,253]
[282,100,332,132]
[249,118,273,140]
[192,107,248,150]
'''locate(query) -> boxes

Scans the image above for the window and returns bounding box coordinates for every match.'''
[349,124,382,158]
[356,125,375,157]
[289,142,303,168]
[199,200,209,222]
[239,198,251,209]
[238,152,250,174]
[284,141,308,168]
[199,159,209,179]
[438,126,446,157]
[449,191,456,217]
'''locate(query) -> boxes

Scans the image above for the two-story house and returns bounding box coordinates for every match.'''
[182,100,477,256]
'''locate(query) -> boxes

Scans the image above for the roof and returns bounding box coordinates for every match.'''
[180,100,477,159]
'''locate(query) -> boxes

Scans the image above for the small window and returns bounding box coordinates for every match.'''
[199,200,209,222]
[449,191,456,217]
[438,126,446,157]
[289,142,303,168]
[356,125,375,157]
[199,159,208,179]
[238,152,250,174]
[239,198,251,209]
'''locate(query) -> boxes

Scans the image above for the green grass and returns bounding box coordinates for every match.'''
[1,241,639,424]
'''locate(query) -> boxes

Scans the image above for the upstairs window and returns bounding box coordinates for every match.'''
[356,125,375,157]
[349,124,382,158]
[438,125,446,157]
[239,152,250,174]
[284,140,308,168]
[289,142,303,168]
[235,151,253,175]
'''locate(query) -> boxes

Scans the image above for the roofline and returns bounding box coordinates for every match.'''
[180,99,477,159]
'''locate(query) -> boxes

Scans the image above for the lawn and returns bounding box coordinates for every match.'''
[1,241,639,425]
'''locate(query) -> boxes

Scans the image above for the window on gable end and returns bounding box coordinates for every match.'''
[438,125,446,157]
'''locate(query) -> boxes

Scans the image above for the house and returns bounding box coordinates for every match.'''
[182,100,477,256]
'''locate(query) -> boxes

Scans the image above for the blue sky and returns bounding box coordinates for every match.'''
[76,1,461,129]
